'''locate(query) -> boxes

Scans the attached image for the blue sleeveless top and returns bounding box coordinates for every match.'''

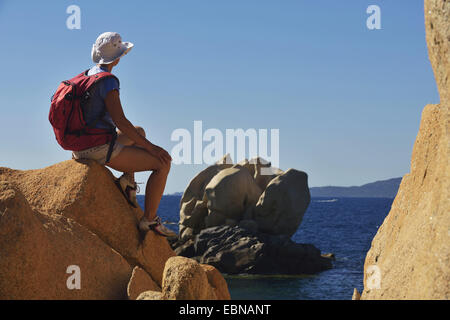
[83,65,120,129]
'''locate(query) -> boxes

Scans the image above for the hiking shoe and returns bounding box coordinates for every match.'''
[114,174,138,208]
[139,216,177,238]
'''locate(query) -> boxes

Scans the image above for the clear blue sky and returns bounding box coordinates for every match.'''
[0,0,439,194]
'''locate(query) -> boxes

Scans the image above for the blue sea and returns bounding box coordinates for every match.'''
[137,195,393,300]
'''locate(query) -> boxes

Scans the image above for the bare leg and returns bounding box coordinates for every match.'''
[108,127,170,221]
[143,163,169,221]
[116,126,147,184]
[117,126,146,147]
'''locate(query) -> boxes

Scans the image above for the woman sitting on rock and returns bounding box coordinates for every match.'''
[71,32,176,237]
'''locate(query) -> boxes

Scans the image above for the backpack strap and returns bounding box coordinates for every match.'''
[85,104,115,132]
[78,70,120,133]
[82,71,120,163]
[89,71,120,90]
[105,130,117,164]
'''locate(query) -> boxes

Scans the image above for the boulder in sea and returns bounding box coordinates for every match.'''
[179,163,232,240]
[178,156,310,240]
[204,166,263,222]
[253,168,311,237]
[173,225,332,275]
[173,157,332,275]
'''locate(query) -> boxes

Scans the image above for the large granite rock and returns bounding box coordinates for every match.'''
[172,225,333,275]
[0,160,230,300]
[179,163,232,240]
[178,156,310,240]
[238,158,282,190]
[200,263,232,300]
[137,256,230,300]
[205,166,262,222]
[127,266,160,300]
[174,156,329,275]
[425,0,449,105]
[0,182,131,300]
[253,169,311,237]
[360,0,449,300]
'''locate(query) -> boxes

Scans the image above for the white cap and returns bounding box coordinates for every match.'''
[91,32,134,64]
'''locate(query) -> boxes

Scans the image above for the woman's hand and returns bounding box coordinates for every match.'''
[146,144,172,165]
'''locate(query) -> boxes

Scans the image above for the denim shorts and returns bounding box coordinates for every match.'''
[72,142,124,165]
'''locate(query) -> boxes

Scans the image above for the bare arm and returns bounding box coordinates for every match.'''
[105,89,171,164]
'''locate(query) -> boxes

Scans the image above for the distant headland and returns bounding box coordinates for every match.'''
[309,177,402,199]
[167,177,403,199]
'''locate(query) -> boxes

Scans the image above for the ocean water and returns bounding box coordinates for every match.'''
[137,195,393,300]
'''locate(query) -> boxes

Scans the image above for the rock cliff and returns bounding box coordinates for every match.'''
[359,0,449,299]
[0,159,230,300]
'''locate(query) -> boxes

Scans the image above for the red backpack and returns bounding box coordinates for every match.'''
[49,70,119,159]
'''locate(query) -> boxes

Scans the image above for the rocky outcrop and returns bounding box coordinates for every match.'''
[253,169,310,237]
[173,158,332,275]
[352,288,361,300]
[138,256,231,300]
[137,290,163,300]
[0,181,131,300]
[425,0,449,105]
[0,160,230,300]
[127,267,160,300]
[205,166,263,223]
[172,225,332,275]
[179,163,232,240]
[360,0,449,300]
[200,263,231,300]
[179,156,310,240]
